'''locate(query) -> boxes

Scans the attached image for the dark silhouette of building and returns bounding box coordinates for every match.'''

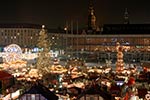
[76,84,115,100]
[18,82,58,100]
[123,8,130,24]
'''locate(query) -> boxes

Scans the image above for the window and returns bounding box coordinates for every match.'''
[31,94,35,100]
[90,97,94,100]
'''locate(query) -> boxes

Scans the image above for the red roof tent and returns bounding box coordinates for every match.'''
[0,70,13,80]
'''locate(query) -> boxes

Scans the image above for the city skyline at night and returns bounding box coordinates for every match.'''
[0,1,150,99]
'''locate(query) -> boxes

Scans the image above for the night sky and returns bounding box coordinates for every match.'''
[0,0,150,29]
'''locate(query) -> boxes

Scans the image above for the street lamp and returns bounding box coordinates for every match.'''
[64,27,68,57]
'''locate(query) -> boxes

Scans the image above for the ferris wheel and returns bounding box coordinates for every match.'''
[4,44,22,62]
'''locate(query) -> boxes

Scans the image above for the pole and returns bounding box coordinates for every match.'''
[76,20,79,58]
[71,20,73,57]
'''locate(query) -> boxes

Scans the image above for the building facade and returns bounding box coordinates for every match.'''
[0,23,149,63]
[52,28,150,63]
[0,23,41,51]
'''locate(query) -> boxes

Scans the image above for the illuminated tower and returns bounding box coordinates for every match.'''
[116,42,124,72]
[88,0,96,30]
[124,8,130,24]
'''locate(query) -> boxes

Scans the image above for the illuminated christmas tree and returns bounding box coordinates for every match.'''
[36,25,51,75]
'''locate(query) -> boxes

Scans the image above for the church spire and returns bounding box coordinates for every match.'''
[124,8,130,24]
[88,0,96,30]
